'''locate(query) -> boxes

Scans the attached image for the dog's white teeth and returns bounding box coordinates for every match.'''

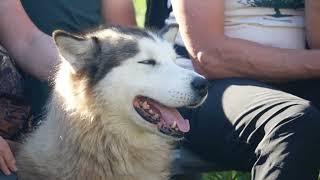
[142,101,150,109]
[134,101,140,107]
[148,109,154,114]
[152,114,160,121]
[171,121,177,128]
[153,114,160,119]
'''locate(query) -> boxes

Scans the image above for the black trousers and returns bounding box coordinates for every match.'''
[180,78,320,180]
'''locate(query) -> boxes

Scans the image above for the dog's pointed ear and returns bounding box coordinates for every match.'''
[53,30,99,72]
[159,24,179,43]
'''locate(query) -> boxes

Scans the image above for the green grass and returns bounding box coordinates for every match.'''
[203,171,250,180]
[133,1,319,180]
[133,0,146,27]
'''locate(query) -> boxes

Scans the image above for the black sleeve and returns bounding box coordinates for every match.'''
[144,0,171,29]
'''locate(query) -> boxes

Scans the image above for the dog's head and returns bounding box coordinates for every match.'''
[53,25,208,140]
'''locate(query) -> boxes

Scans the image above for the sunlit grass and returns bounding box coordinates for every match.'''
[203,171,250,180]
[133,0,146,27]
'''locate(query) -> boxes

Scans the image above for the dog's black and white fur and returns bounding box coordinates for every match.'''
[15,25,208,180]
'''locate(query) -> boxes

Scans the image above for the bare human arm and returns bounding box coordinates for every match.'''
[306,0,320,49]
[0,0,137,81]
[0,0,136,175]
[101,0,137,26]
[0,0,58,175]
[0,0,137,80]
[171,0,320,81]
[0,0,58,81]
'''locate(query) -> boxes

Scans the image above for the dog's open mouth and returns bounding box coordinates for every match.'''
[133,96,190,138]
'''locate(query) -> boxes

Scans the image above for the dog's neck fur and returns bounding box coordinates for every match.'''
[53,93,171,180]
[17,68,172,180]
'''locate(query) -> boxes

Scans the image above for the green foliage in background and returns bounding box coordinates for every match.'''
[203,171,250,180]
[133,0,146,27]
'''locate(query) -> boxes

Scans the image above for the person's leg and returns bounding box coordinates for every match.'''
[181,78,320,180]
[271,79,320,109]
[251,104,320,180]
[0,172,17,180]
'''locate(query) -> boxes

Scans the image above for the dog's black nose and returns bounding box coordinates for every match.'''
[191,77,208,97]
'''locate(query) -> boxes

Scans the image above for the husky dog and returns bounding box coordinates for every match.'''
[15,25,208,180]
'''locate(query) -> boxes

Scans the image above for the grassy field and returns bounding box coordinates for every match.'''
[203,171,250,180]
[133,0,319,180]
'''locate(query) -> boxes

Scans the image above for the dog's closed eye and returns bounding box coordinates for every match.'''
[138,59,156,66]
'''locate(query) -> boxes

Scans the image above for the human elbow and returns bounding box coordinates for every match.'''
[194,43,225,67]
[306,28,320,49]
[196,50,210,66]
[308,40,320,49]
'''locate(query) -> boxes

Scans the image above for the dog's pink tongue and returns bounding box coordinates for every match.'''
[149,101,190,133]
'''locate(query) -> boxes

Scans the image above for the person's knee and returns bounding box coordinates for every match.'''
[272,102,319,137]
[260,102,320,151]
[270,102,320,153]
[254,103,320,179]
[291,103,320,133]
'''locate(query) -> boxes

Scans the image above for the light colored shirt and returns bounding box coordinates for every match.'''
[224,0,305,49]
[166,0,305,69]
